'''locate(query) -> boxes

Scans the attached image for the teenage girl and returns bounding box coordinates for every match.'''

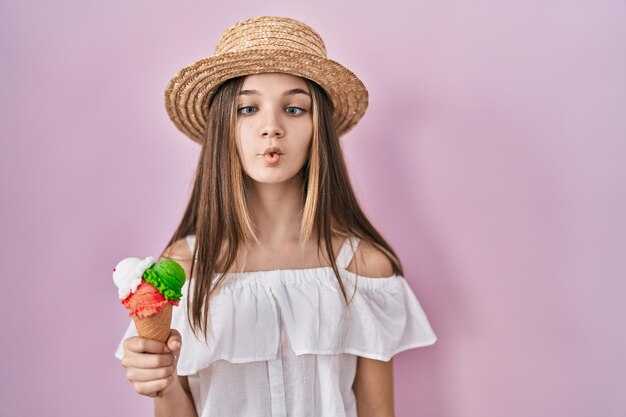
[115,16,437,417]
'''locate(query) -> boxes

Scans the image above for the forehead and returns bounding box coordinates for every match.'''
[240,73,309,92]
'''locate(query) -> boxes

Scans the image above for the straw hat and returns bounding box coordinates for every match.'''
[164,16,369,144]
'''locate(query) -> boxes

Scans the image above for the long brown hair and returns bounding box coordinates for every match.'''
[162,75,404,342]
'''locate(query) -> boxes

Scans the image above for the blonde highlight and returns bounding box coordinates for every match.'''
[300,81,322,244]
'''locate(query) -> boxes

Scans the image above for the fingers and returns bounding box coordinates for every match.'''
[126,365,176,382]
[121,335,181,398]
[124,336,169,354]
[132,375,175,398]
[121,350,174,369]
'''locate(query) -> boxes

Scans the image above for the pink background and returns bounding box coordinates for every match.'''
[1,1,625,416]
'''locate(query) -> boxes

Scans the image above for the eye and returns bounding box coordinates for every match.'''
[285,107,305,116]
[238,106,257,115]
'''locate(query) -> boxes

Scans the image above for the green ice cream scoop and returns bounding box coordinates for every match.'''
[143,259,186,301]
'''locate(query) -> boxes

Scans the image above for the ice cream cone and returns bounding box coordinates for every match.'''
[114,256,186,399]
[133,303,173,343]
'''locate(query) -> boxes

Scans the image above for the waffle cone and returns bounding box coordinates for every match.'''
[132,303,172,343]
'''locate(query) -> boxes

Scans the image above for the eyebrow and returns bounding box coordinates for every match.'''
[238,88,311,97]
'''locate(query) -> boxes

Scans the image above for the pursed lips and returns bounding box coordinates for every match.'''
[258,146,284,156]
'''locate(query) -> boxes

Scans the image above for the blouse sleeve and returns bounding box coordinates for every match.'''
[273,272,437,361]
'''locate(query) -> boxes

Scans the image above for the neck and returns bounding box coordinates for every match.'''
[246,174,307,246]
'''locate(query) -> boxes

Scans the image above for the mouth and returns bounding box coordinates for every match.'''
[259,146,284,156]
[259,147,283,164]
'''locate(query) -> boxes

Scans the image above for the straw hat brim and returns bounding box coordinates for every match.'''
[164,49,368,144]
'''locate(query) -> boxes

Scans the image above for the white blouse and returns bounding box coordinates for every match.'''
[115,235,437,417]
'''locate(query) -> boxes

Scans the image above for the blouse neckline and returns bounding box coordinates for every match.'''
[216,266,396,280]
[184,234,399,289]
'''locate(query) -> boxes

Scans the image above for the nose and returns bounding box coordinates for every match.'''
[259,110,284,138]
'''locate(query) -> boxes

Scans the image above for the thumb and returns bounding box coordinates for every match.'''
[165,329,182,370]
[166,329,182,353]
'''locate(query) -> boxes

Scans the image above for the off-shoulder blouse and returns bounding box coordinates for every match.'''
[115,235,437,417]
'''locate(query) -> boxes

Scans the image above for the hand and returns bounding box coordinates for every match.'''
[121,329,182,398]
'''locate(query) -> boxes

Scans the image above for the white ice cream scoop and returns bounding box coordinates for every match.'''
[113,256,155,299]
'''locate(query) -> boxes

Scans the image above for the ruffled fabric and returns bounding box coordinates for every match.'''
[115,267,437,375]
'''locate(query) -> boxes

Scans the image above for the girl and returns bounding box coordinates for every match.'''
[115,16,437,417]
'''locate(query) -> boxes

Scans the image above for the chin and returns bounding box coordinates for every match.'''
[251,176,294,185]
[246,170,302,185]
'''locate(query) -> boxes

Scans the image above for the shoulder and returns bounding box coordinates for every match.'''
[160,236,194,277]
[161,236,193,260]
[345,239,394,278]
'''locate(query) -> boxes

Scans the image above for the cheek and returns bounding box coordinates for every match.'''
[294,135,313,166]
[234,131,252,170]
[302,125,314,154]
[236,122,257,152]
